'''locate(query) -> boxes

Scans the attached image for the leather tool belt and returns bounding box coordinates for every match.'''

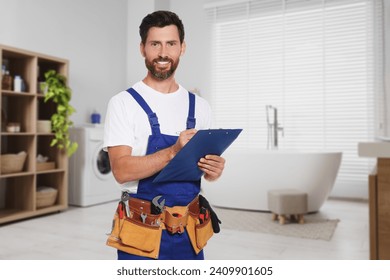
[106,195,217,259]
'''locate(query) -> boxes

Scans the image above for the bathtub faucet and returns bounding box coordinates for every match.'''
[266,105,284,149]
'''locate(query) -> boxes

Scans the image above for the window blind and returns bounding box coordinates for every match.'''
[205,0,385,198]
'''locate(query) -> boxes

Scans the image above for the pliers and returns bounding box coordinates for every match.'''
[119,191,131,217]
[199,207,209,224]
[118,202,124,219]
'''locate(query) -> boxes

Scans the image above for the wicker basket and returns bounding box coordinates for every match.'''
[1,151,27,174]
[37,120,51,133]
[36,161,55,171]
[36,186,58,208]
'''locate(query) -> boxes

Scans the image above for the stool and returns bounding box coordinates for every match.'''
[267,189,308,225]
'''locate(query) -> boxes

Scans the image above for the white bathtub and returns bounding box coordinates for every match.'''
[201,150,342,213]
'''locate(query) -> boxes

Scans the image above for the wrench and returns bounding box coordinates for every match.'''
[151,195,165,214]
[140,213,147,224]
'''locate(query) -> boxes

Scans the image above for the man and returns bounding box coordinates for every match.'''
[104,10,225,260]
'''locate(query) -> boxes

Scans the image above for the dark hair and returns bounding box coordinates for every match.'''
[139,10,185,44]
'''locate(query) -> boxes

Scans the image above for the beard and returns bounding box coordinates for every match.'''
[145,57,179,80]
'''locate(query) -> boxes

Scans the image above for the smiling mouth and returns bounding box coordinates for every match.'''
[155,59,171,67]
[154,57,172,66]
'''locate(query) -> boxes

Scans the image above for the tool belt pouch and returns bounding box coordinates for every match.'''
[107,210,123,242]
[187,212,214,254]
[164,206,188,234]
[106,203,162,259]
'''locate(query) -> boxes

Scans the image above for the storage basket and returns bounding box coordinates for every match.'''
[36,161,55,171]
[36,186,58,208]
[37,120,51,133]
[1,151,27,174]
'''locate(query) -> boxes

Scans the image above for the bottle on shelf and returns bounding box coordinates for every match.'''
[91,109,101,124]
[14,75,23,92]
[1,70,13,90]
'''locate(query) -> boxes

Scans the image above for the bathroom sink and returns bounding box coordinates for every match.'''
[358,141,390,158]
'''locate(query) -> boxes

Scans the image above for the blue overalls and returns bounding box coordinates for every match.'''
[117,88,204,260]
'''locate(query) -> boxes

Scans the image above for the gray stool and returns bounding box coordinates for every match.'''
[267,189,308,225]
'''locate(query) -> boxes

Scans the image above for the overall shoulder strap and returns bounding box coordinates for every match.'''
[187,92,196,129]
[126,88,161,135]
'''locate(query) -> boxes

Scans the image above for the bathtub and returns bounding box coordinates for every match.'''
[201,150,342,213]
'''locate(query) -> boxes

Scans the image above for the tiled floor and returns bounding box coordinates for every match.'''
[0,198,369,260]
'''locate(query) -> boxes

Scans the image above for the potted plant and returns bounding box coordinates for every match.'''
[42,69,78,156]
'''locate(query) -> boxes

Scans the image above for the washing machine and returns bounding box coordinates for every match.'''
[68,124,120,206]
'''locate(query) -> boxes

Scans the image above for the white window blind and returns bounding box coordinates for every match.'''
[205,0,385,198]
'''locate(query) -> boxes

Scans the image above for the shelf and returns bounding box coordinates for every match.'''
[36,168,65,175]
[0,168,66,177]
[34,204,67,215]
[0,205,66,224]
[0,209,35,223]
[0,132,35,136]
[1,90,37,96]
[1,93,36,133]
[0,44,69,224]
[0,171,34,179]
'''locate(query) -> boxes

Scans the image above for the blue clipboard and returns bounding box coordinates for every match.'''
[153,129,242,183]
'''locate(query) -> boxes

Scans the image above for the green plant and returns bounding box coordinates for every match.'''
[42,70,78,156]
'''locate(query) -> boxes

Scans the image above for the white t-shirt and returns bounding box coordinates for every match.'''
[103,81,212,192]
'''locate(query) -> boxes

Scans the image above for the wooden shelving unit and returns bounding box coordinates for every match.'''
[369,158,390,260]
[0,44,69,224]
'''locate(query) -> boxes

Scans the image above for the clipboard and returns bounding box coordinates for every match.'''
[153,129,242,183]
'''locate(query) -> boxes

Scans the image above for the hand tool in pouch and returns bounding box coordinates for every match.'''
[121,191,131,217]
[199,194,221,233]
[151,195,165,214]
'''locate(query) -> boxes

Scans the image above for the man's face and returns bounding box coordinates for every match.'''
[141,25,186,80]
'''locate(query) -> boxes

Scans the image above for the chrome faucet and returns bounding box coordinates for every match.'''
[266,105,284,149]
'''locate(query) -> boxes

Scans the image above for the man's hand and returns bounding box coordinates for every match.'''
[170,129,197,156]
[198,155,225,181]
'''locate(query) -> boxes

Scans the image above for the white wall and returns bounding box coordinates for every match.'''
[169,0,211,99]
[384,0,390,136]
[0,0,128,125]
[126,0,155,86]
